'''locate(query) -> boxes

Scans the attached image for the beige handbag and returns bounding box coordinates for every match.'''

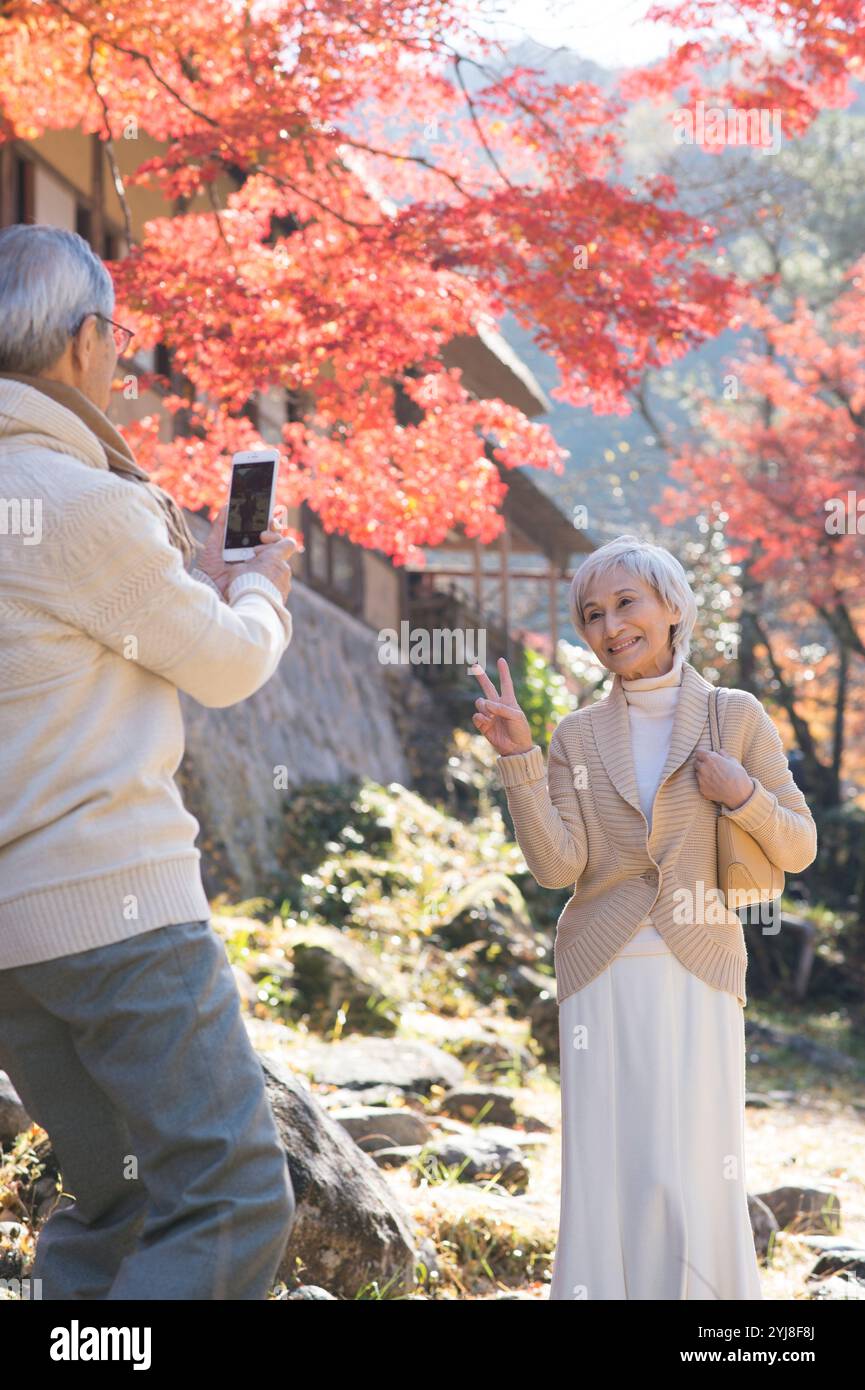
[709,686,784,910]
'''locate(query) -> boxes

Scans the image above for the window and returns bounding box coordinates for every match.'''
[0,151,35,226]
[154,343,172,380]
[240,395,260,430]
[300,501,364,617]
[307,516,329,582]
[331,537,356,591]
[76,203,92,243]
[15,155,34,223]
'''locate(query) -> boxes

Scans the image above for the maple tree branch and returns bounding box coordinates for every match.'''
[750,614,826,755]
[46,0,588,244]
[84,34,135,247]
[811,366,865,430]
[331,11,568,162]
[635,371,675,453]
[832,632,849,791]
[51,3,389,232]
[244,156,383,229]
[205,181,230,248]
[452,54,515,192]
[50,0,221,126]
[274,12,520,197]
[328,134,472,200]
[443,43,566,150]
[751,612,837,801]
[815,598,865,663]
[61,0,320,164]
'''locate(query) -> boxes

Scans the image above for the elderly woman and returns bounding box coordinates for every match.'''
[472,534,817,1301]
[0,224,299,1300]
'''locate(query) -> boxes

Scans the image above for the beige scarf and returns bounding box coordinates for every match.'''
[0,371,197,566]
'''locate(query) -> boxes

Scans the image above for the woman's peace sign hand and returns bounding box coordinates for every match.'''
[470,657,534,757]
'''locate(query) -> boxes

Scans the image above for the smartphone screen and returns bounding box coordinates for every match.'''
[225,459,276,550]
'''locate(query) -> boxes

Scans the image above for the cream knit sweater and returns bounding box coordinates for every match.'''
[496,652,818,1007]
[0,379,293,968]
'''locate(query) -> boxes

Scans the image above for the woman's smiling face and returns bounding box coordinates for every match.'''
[581,565,682,678]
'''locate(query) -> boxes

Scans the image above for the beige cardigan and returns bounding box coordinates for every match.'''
[496,659,818,1007]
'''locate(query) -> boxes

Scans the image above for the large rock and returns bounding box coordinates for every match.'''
[450,1034,537,1080]
[331,1106,432,1152]
[409,1134,529,1194]
[436,1086,519,1127]
[276,1037,465,1096]
[808,1248,865,1280]
[755,1186,841,1236]
[262,1055,417,1298]
[319,1084,413,1109]
[287,923,407,1033]
[277,1284,338,1300]
[809,1274,865,1299]
[747,1193,779,1259]
[510,966,558,1061]
[0,1072,30,1144]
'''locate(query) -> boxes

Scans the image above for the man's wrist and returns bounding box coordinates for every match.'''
[191,566,225,600]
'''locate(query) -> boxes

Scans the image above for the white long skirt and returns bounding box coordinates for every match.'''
[549,919,763,1301]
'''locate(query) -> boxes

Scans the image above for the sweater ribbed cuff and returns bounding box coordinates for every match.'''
[719,776,775,833]
[190,566,224,599]
[226,570,286,611]
[496,744,545,788]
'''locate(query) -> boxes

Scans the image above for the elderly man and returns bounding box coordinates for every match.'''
[0,223,297,1300]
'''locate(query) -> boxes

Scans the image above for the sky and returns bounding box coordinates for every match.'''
[471,0,683,68]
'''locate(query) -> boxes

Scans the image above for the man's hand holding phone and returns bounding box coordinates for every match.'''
[197,504,302,603]
[196,447,303,604]
[235,524,300,603]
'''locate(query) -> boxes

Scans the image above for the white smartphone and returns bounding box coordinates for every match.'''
[222,448,281,562]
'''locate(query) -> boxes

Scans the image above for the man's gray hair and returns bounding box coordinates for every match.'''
[0,223,115,374]
[569,533,698,661]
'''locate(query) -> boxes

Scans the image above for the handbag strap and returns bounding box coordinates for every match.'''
[707,684,721,753]
[707,686,723,822]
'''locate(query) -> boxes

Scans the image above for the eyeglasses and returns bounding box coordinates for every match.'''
[72,312,136,356]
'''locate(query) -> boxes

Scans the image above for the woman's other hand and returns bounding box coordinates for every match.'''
[470,657,534,757]
[694,749,755,810]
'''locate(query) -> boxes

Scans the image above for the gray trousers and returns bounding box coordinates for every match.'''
[0,918,295,1300]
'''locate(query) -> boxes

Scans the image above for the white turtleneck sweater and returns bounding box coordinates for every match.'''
[614,646,686,958]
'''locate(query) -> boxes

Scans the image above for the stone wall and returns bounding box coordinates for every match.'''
[175,510,471,900]
[177,574,416,898]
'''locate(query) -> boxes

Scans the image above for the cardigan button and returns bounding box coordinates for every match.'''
[640,869,659,883]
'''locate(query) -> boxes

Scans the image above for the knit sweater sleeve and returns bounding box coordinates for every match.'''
[190,562,286,614]
[720,693,818,873]
[495,724,589,890]
[59,480,292,709]
[189,566,224,599]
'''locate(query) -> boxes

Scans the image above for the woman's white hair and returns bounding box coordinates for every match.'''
[0,223,115,374]
[569,533,698,662]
